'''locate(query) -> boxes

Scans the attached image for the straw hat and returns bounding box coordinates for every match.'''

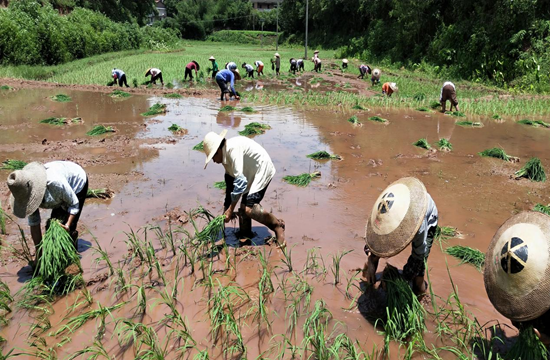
[145,68,152,77]
[314,50,319,54]
[7,162,47,218]
[484,211,550,322]
[373,69,381,77]
[389,82,398,92]
[203,130,228,169]
[365,177,428,257]
[232,69,241,80]
[342,59,349,64]
[274,53,280,58]
[209,56,215,61]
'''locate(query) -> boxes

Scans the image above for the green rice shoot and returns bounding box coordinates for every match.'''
[86,125,115,136]
[447,111,466,117]
[479,147,512,161]
[106,80,115,86]
[368,116,387,123]
[435,225,460,243]
[348,115,361,125]
[196,215,225,244]
[517,119,550,128]
[166,82,174,89]
[416,107,431,112]
[505,326,549,360]
[50,94,72,102]
[213,181,226,190]
[141,103,167,116]
[40,117,66,126]
[437,138,453,151]
[413,138,431,150]
[445,245,485,271]
[283,171,321,187]
[456,121,482,127]
[241,106,256,113]
[238,122,271,136]
[0,85,11,90]
[352,104,366,110]
[110,90,131,98]
[193,141,204,151]
[306,151,342,160]
[165,93,182,98]
[86,188,114,199]
[514,157,546,182]
[1,159,27,170]
[429,101,440,109]
[492,114,502,120]
[219,105,236,112]
[168,124,185,134]
[533,203,550,216]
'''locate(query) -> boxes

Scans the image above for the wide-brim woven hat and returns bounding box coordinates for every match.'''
[7,162,47,218]
[145,68,152,77]
[203,130,228,169]
[274,53,280,57]
[484,211,550,322]
[389,82,398,92]
[232,69,241,80]
[366,177,428,257]
[342,59,349,64]
[373,69,381,77]
[209,56,215,61]
[314,50,319,54]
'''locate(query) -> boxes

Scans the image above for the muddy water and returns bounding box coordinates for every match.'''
[1,88,550,358]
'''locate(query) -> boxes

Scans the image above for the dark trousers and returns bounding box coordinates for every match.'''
[224,174,268,209]
[246,70,254,78]
[216,77,230,100]
[212,70,218,79]
[151,73,163,84]
[49,178,89,233]
[184,68,194,80]
[118,74,129,87]
[290,64,297,74]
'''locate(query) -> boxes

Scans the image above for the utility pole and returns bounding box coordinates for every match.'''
[261,19,265,48]
[305,0,309,59]
[276,0,280,51]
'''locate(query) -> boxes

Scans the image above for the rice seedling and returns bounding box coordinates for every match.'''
[416,107,431,112]
[106,80,115,86]
[193,141,204,151]
[166,82,174,89]
[141,103,167,116]
[0,280,12,326]
[0,85,11,90]
[110,89,131,98]
[517,119,550,128]
[447,111,466,117]
[303,300,332,337]
[368,116,388,123]
[505,326,548,360]
[39,117,66,126]
[435,225,460,244]
[347,115,362,125]
[1,159,27,170]
[168,124,186,134]
[196,215,225,244]
[238,122,271,136]
[90,235,114,276]
[117,320,169,359]
[429,101,440,109]
[306,151,342,160]
[54,302,126,336]
[330,250,352,285]
[86,188,114,199]
[165,93,182,98]
[254,250,274,330]
[132,78,138,88]
[479,147,518,162]
[514,157,546,182]
[219,105,236,112]
[352,104,366,110]
[534,203,550,216]
[86,125,115,136]
[437,138,453,151]
[50,94,72,102]
[213,181,226,190]
[492,114,502,120]
[241,106,256,112]
[194,350,209,360]
[280,245,294,272]
[302,247,327,278]
[413,138,431,150]
[445,245,485,271]
[283,171,321,187]
[67,340,112,360]
[456,120,482,127]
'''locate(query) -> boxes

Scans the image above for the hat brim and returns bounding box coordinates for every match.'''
[9,162,47,218]
[232,69,241,81]
[204,130,228,169]
[145,68,151,77]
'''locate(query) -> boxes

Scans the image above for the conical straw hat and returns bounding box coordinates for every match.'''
[145,68,152,76]
[484,211,550,322]
[203,130,228,169]
[366,177,428,257]
[209,56,215,60]
[373,69,381,77]
[7,162,47,218]
[342,59,348,64]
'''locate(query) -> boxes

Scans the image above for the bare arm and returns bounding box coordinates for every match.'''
[30,225,42,247]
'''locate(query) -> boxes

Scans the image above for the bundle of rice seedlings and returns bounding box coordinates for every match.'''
[352,104,366,110]
[165,93,182,99]
[50,94,72,102]
[213,181,226,190]
[368,116,388,123]
[1,159,27,170]
[141,103,167,116]
[283,171,321,187]
[517,119,550,128]
[219,105,236,112]
[533,203,550,216]
[413,138,431,150]
[479,147,518,162]
[106,80,115,86]
[110,90,131,98]
[166,82,174,89]
[447,111,466,117]
[196,215,225,243]
[445,245,485,271]
[435,226,460,243]
[40,117,66,126]
[193,141,204,151]
[505,326,549,360]
[0,85,11,90]
[437,138,453,151]
[86,125,115,136]
[456,120,482,127]
[413,93,426,101]
[306,151,342,160]
[238,122,271,136]
[241,106,256,113]
[416,107,430,112]
[514,157,546,182]
[86,188,114,199]
[168,124,186,134]
[348,115,362,125]
[429,101,440,109]
[492,114,502,120]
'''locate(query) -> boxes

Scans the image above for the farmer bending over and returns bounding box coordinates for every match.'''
[215,68,240,101]
[274,53,281,76]
[363,177,438,295]
[145,68,163,86]
[440,81,459,113]
[297,59,305,72]
[255,60,264,76]
[342,59,349,69]
[184,60,200,81]
[290,58,297,74]
[358,64,371,79]
[7,161,89,263]
[312,56,322,73]
[382,82,398,97]
[371,68,381,86]
[111,68,129,87]
[226,62,238,71]
[203,130,286,248]
[209,56,219,79]
[242,63,255,78]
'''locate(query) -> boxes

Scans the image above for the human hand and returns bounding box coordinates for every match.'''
[223,208,236,223]
[60,223,70,232]
[235,95,240,100]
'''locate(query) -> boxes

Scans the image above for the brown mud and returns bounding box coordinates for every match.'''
[0,87,549,358]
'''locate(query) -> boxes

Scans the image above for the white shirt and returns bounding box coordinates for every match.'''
[222,136,275,198]
[440,81,456,101]
[150,68,161,76]
[255,61,263,68]
[244,64,254,73]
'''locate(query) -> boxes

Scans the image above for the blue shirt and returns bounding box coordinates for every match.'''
[216,69,236,95]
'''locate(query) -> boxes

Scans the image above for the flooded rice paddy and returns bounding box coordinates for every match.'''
[1,85,549,359]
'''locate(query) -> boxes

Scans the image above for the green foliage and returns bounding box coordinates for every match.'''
[534,203,550,216]
[416,107,431,112]
[110,90,131,98]
[413,92,426,101]
[50,94,71,102]
[196,215,225,244]
[306,151,342,160]
[347,115,361,125]
[213,181,226,190]
[193,141,204,151]
[517,119,550,128]
[168,124,185,134]
[456,121,482,127]
[219,105,236,112]
[447,111,466,117]
[413,138,431,150]
[238,122,271,136]
[437,138,453,151]
[429,101,440,109]
[240,106,256,113]
[445,245,485,271]
[505,326,549,360]
[86,188,114,199]
[40,117,65,126]
[165,93,182,98]
[514,157,546,182]
[492,114,502,120]
[141,103,167,116]
[86,125,115,136]
[368,116,387,123]
[283,172,321,187]
[479,147,512,161]
[0,85,11,90]
[207,30,278,46]
[1,159,27,170]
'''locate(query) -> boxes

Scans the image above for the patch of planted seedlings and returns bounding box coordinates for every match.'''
[416,107,431,112]
[447,111,466,117]
[238,122,271,136]
[302,247,327,278]
[219,105,236,112]
[514,157,546,182]
[479,147,519,162]
[352,104,366,110]
[347,115,362,126]
[306,151,342,161]
[1,159,27,170]
[50,94,71,102]
[54,302,126,336]
[193,141,204,151]
[368,116,388,123]
[517,119,550,128]
[141,103,167,116]
[241,106,256,112]
[168,124,186,134]
[283,171,321,187]
[437,139,453,152]
[86,125,115,136]
[534,203,550,216]
[86,188,114,199]
[213,181,226,190]
[456,120,482,127]
[413,138,431,150]
[110,90,131,98]
[330,250,352,285]
[445,245,485,271]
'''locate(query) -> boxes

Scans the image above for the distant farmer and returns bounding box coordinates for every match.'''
[202,130,286,248]
[226,62,238,71]
[313,50,320,60]
[342,59,349,69]
[371,68,381,86]
[209,56,219,80]
[358,64,371,79]
[254,60,264,76]
[382,82,398,97]
[274,53,281,76]
[145,68,163,86]
[290,58,297,74]
[363,177,438,295]
[215,68,241,101]
[184,60,200,81]
[7,161,89,261]
[242,63,255,78]
[111,68,129,87]
[440,81,459,113]
[312,56,322,73]
[484,211,550,347]
[297,59,305,72]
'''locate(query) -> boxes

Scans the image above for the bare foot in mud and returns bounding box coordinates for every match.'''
[275,218,286,249]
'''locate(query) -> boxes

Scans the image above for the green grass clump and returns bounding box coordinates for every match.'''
[348,115,361,125]
[238,122,271,136]
[479,147,514,162]
[352,104,366,110]
[168,124,185,134]
[1,85,12,90]
[213,181,226,190]
[50,94,72,102]
[219,105,236,112]
[514,157,546,182]
[306,151,342,160]
[86,188,114,199]
[445,245,485,271]
[40,117,66,126]
[110,90,131,98]
[447,111,466,117]
[429,101,440,109]
[106,80,116,86]
[534,203,550,216]
[165,93,182,98]
[413,92,426,101]
[437,138,453,151]
[141,103,167,116]
[193,141,204,151]
[368,116,388,123]
[505,326,549,360]
[241,106,256,113]
[196,215,225,243]
[166,82,174,89]
[283,171,321,187]
[416,107,431,112]
[86,125,115,136]
[413,138,431,150]
[1,159,27,170]
[517,119,550,128]
[456,120,482,127]
[492,114,502,120]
